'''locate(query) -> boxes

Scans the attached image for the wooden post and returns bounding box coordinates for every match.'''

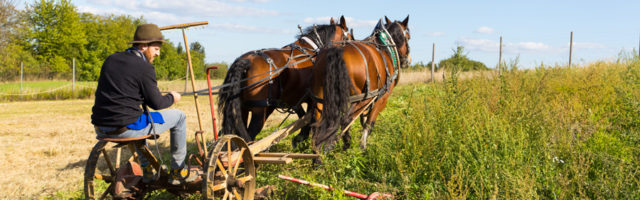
[184,63,189,94]
[72,58,75,93]
[160,21,209,156]
[20,62,23,93]
[431,43,435,83]
[499,36,503,71]
[569,31,573,67]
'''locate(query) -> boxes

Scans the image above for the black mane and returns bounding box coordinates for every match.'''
[296,24,337,47]
[385,22,409,53]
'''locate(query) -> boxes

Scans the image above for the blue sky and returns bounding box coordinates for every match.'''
[18,0,640,68]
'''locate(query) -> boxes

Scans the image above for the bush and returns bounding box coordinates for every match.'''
[437,46,489,72]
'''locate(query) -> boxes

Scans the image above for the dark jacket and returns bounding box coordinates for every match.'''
[91,49,174,127]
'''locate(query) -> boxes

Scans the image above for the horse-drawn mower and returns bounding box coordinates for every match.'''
[83,16,408,199]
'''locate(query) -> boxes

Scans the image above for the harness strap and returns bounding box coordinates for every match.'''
[312,25,324,48]
[348,42,370,98]
[301,36,319,51]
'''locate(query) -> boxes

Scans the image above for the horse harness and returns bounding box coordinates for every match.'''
[242,26,327,111]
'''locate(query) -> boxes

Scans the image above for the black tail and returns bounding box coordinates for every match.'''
[218,58,252,142]
[313,47,351,152]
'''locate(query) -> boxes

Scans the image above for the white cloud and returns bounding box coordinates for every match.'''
[210,23,295,34]
[426,32,445,37]
[82,0,280,18]
[457,37,554,53]
[229,0,270,2]
[457,38,500,52]
[514,42,552,51]
[572,42,607,49]
[474,26,494,34]
[303,16,377,28]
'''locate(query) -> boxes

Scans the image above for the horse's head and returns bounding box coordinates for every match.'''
[297,15,352,48]
[373,15,411,68]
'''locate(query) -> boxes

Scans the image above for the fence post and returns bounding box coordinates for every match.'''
[431,43,435,83]
[72,58,75,93]
[569,31,573,67]
[20,62,23,93]
[499,36,503,72]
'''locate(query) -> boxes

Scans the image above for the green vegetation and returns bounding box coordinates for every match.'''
[0,0,210,81]
[437,46,489,72]
[271,56,640,199]
[58,55,640,199]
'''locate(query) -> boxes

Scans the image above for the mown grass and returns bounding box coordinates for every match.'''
[49,60,640,199]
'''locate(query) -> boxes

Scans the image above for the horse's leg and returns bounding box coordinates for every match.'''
[292,106,311,148]
[246,106,275,141]
[360,95,391,151]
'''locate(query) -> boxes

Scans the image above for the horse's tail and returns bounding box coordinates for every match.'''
[313,47,351,152]
[218,58,252,142]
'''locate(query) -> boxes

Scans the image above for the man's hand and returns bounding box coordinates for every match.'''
[169,91,181,104]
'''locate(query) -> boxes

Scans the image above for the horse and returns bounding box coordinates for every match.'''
[309,16,411,154]
[218,16,353,143]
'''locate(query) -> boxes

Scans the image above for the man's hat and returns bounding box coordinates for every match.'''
[129,24,165,44]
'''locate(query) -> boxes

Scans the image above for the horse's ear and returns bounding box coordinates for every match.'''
[330,17,335,25]
[339,15,347,30]
[402,15,409,27]
[385,16,392,25]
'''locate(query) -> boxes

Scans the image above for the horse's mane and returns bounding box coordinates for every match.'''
[296,24,337,46]
[367,21,409,50]
[385,22,409,53]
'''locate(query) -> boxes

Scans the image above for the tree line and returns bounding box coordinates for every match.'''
[0,0,225,81]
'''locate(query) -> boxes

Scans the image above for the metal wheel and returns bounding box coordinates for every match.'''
[84,141,143,199]
[203,135,256,200]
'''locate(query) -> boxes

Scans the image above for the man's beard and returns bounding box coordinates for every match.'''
[143,50,155,64]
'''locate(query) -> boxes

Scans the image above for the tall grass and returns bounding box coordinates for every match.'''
[258,57,640,199]
[49,59,640,199]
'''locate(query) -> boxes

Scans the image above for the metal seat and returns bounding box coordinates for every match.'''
[97,134,159,143]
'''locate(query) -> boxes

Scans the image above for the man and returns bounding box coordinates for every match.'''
[91,24,187,185]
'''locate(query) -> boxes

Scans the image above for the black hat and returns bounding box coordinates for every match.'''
[129,24,165,44]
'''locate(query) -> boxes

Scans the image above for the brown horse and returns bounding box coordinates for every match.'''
[218,16,352,142]
[310,16,410,153]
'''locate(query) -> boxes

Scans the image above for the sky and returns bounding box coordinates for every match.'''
[16,0,640,68]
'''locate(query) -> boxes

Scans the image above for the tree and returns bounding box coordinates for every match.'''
[78,13,144,80]
[437,46,488,71]
[25,0,86,78]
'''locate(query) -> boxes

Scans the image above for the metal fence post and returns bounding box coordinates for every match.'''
[431,43,435,83]
[20,62,23,93]
[72,58,75,93]
[569,31,573,67]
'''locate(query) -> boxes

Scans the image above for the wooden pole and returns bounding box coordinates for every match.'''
[499,36,503,71]
[159,21,208,31]
[182,29,207,156]
[569,31,573,67]
[20,62,23,93]
[72,58,75,93]
[184,63,189,94]
[431,43,435,83]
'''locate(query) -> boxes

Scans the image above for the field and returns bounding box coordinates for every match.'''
[1,62,639,199]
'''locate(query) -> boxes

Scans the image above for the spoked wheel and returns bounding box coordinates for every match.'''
[203,135,256,200]
[84,140,144,199]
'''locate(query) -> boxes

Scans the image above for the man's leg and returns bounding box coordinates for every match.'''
[151,109,187,170]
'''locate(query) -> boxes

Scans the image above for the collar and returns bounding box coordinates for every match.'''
[301,36,319,50]
[127,47,147,62]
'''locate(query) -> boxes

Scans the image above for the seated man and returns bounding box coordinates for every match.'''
[91,24,187,185]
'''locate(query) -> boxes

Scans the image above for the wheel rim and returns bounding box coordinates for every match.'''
[203,135,256,200]
[84,141,144,199]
